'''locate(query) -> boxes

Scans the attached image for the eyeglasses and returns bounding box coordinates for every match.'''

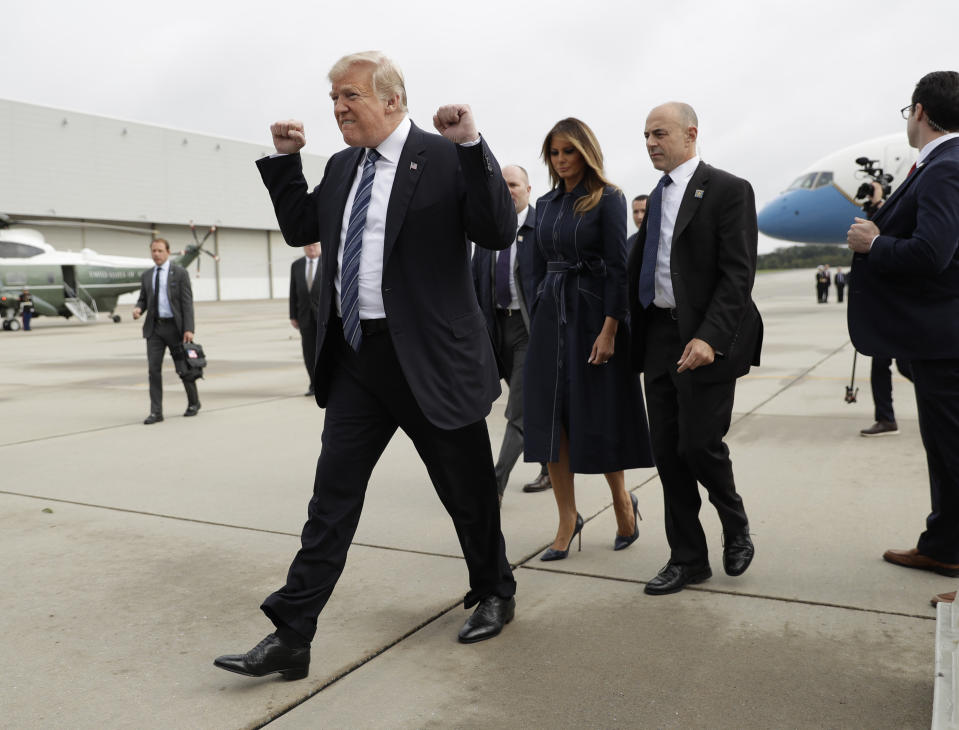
[901,104,914,119]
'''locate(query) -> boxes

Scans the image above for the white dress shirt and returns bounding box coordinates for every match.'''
[305,255,319,290]
[335,116,412,320]
[500,206,529,310]
[155,260,173,318]
[653,155,701,309]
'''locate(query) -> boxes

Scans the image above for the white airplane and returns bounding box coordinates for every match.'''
[757,133,917,244]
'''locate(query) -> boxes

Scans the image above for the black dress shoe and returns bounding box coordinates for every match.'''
[213,633,310,680]
[143,413,164,425]
[644,562,712,595]
[457,595,515,643]
[183,402,201,417]
[522,473,552,492]
[723,529,754,576]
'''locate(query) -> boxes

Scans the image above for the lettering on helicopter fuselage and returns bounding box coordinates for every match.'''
[87,270,138,280]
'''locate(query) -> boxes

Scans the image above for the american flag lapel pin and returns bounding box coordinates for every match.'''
[694,189,704,199]
[410,162,418,171]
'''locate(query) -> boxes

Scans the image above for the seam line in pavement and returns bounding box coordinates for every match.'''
[731,339,852,425]
[519,563,936,622]
[0,395,303,448]
[254,600,463,729]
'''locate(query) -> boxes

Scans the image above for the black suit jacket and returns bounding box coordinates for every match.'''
[471,204,537,333]
[848,137,959,359]
[289,256,322,326]
[257,122,515,430]
[135,263,194,338]
[627,161,763,382]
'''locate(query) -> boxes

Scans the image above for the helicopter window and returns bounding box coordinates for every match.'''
[0,241,44,258]
[788,172,819,190]
[813,171,834,188]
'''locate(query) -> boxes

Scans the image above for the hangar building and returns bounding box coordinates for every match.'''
[0,98,330,303]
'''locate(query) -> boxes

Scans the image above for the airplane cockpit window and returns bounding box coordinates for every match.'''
[0,241,44,258]
[788,172,819,190]
[813,171,834,188]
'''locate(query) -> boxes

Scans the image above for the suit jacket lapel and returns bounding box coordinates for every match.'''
[672,161,709,243]
[873,164,925,224]
[383,123,427,264]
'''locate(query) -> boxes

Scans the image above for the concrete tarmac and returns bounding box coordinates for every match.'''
[0,269,947,729]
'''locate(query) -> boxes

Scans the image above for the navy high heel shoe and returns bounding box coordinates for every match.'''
[541,513,584,561]
[613,493,642,551]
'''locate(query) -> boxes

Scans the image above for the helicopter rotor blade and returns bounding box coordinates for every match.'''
[0,215,157,236]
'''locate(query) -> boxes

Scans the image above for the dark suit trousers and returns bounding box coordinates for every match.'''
[298,315,317,385]
[261,323,516,642]
[870,357,913,423]
[643,307,749,566]
[911,358,959,563]
[146,320,198,414]
[493,310,532,495]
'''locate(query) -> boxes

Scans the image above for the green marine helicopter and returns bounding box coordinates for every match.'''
[0,215,217,330]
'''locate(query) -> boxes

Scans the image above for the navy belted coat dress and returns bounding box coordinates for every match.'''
[523,182,653,473]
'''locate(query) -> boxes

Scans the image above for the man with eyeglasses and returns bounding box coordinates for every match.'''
[848,71,959,601]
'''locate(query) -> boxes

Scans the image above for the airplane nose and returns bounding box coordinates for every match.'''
[757,187,862,244]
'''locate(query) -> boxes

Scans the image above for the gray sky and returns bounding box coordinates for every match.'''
[5,0,959,252]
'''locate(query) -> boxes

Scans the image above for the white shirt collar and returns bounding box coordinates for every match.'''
[517,206,529,229]
[666,155,701,185]
[371,116,411,163]
[918,132,959,165]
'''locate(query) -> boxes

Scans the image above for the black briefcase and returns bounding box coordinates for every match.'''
[173,341,207,381]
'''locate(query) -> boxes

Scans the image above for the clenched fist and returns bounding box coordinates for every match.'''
[271,120,307,154]
[433,104,480,145]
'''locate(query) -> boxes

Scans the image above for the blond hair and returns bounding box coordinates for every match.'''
[328,51,408,113]
[541,118,619,214]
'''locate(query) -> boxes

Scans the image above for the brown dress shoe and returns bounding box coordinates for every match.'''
[883,548,959,577]
[860,420,898,437]
[931,590,957,607]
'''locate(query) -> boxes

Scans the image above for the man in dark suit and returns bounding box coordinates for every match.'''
[834,266,847,303]
[848,70,959,582]
[627,102,763,595]
[471,165,549,503]
[626,194,648,256]
[289,242,322,396]
[214,51,517,681]
[132,238,199,424]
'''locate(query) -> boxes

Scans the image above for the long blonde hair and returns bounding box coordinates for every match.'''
[541,118,619,214]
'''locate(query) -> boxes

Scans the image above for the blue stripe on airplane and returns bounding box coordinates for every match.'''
[757,186,862,244]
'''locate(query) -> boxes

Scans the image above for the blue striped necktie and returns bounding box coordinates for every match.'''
[638,174,672,309]
[341,148,380,351]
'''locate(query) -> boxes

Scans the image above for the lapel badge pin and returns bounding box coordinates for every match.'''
[410,162,418,171]
[518,234,524,242]
[694,189,704,199]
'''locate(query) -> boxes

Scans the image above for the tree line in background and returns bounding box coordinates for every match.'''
[757,244,853,270]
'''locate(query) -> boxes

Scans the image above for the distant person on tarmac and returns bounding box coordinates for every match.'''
[132,238,200,424]
[19,287,33,330]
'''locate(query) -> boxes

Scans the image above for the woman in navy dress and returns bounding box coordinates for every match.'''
[524,118,654,560]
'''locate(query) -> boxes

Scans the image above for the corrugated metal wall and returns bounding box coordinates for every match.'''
[1,98,330,302]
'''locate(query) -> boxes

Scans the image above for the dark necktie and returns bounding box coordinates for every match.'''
[495,247,512,308]
[152,266,161,316]
[638,174,673,309]
[341,148,380,351]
